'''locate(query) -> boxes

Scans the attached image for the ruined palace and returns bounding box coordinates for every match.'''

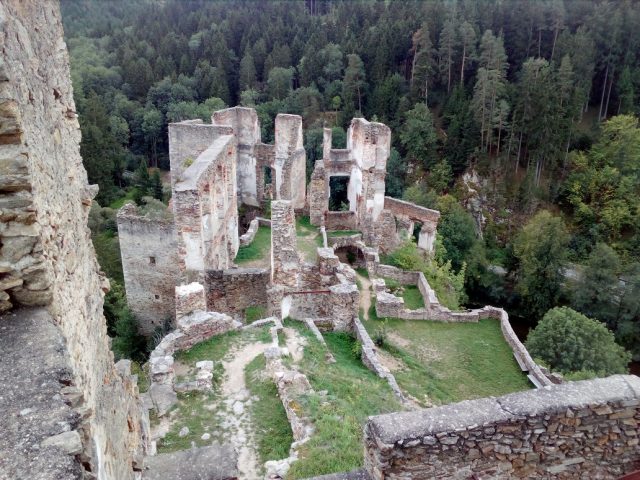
[1,2,639,480]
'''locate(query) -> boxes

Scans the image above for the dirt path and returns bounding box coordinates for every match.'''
[357,272,372,320]
[219,341,272,479]
[283,326,307,362]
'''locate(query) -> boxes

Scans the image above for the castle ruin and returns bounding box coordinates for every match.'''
[1,2,639,480]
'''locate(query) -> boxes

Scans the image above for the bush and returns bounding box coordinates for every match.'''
[525,307,631,377]
[373,320,388,347]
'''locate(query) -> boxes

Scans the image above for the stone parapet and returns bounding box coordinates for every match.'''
[364,375,640,479]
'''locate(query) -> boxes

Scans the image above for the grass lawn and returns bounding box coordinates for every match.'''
[108,188,138,209]
[362,316,531,407]
[284,321,401,479]
[402,285,425,309]
[245,305,267,323]
[245,355,294,464]
[235,226,271,265]
[296,215,323,263]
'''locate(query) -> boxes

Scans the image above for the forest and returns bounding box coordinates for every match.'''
[60,0,640,368]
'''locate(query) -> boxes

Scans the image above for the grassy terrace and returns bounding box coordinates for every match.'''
[234,225,271,267]
[155,327,272,453]
[362,308,531,407]
[284,320,401,479]
[245,355,294,464]
[296,216,323,263]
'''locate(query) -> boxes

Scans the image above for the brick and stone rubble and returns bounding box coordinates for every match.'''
[0,2,146,477]
[364,375,640,480]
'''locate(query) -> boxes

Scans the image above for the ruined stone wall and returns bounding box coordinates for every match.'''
[325,211,358,230]
[204,268,269,319]
[309,160,327,226]
[117,204,179,335]
[168,121,233,189]
[364,375,640,479]
[212,107,261,206]
[172,133,239,276]
[274,114,306,209]
[0,2,144,477]
[271,200,300,288]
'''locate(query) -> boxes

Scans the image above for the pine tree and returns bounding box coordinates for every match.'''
[342,54,367,118]
[239,49,258,92]
[410,23,435,103]
[438,18,458,93]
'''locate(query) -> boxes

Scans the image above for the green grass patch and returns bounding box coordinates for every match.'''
[131,361,149,393]
[296,216,323,263]
[295,215,318,236]
[108,188,138,209]
[354,267,369,279]
[235,226,271,264]
[401,286,425,310]
[284,322,401,479]
[361,317,531,406]
[326,230,361,237]
[245,355,294,463]
[156,390,222,453]
[245,305,267,323]
[174,329,241,365]
[382,277,401,291]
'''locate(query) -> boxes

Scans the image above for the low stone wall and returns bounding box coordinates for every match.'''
[383,196,440,224]
[353,317,406,403]
[375,264,420,285]
[364,375,640,479]
[325,211,357,231]
[204,268,269,319]
[238,217,271,247]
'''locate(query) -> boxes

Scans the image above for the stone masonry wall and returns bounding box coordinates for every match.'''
[117,203,180,335]
[271,200,300,288]
[364,375,640,479]
[0,2,145,478]
[204,267,269,319]
[172,132,239,276]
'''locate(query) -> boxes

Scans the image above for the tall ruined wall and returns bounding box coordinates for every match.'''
[172,133,239,277]
[117,203,180,335]
[365,375,640,479]
[0,2,144,479]
[212,107,261,206]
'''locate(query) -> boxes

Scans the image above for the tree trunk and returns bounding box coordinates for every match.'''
[460,46,466,84]
[598,62,609,121]
[551,27,559,61]
[603,65,615,120]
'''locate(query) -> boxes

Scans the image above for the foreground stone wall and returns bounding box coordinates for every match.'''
[364,375,640,479]
[117,203,180,334]
[0,2,145,478]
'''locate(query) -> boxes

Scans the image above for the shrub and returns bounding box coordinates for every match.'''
[525,307,631,377]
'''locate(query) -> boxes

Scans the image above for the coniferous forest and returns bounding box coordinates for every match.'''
[60,1,640,368]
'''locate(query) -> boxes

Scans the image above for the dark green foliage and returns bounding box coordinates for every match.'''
[514,211,569,320]
[571,243,621,328]
[436,195,477,272]
[526,307,631,376]
[106,281,147,361]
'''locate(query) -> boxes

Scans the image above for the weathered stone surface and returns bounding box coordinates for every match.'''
[0,4,146,478]
[148,383,178,417]
[143,443,238,480]
[0,308,82,479]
